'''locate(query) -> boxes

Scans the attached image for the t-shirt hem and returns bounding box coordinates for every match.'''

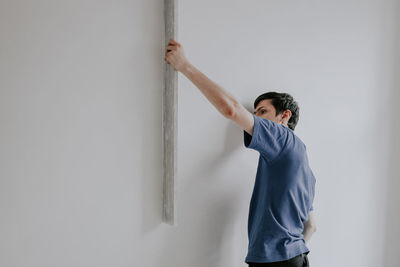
[244,247,310,264]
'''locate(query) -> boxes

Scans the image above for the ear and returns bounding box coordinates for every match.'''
[282,109,292,123]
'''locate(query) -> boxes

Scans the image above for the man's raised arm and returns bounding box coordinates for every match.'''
[164,39,254,135]
[180,62,236,118]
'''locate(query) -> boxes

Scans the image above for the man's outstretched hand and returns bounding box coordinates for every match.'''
[164,39,189,72]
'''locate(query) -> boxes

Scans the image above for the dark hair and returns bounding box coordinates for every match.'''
[254,91,300,131]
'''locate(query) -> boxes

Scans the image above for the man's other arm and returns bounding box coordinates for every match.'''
[302,210,317,244]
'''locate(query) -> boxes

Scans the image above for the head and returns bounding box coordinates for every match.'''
[253,91,300,131]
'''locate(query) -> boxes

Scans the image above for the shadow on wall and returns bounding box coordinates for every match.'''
[155,112,251,267]
[383,3,400,266]
[173,102,254,189]
[139,101,251,234]
[139,118,164,234]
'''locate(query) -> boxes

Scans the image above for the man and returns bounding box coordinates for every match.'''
[164,39,317,267]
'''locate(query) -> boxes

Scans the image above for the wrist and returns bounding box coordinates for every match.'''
[180,60,193,74]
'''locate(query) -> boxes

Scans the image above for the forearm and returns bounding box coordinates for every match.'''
[302,226,316,245]
[180,62,237,117]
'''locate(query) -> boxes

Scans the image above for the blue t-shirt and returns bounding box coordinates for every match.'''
[243,114,316,263]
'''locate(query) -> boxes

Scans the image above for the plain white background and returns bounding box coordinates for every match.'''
[0,0,399,266]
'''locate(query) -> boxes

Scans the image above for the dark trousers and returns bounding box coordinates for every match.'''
[247,252,310,267]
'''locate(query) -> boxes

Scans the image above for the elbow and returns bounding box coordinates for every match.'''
[222,100,238,119]
[224,106,235,118]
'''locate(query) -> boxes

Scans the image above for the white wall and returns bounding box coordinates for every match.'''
[383,1,400,266]
[0,1,398,267]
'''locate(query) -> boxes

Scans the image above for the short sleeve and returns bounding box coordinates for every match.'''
[243,114,289,163]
